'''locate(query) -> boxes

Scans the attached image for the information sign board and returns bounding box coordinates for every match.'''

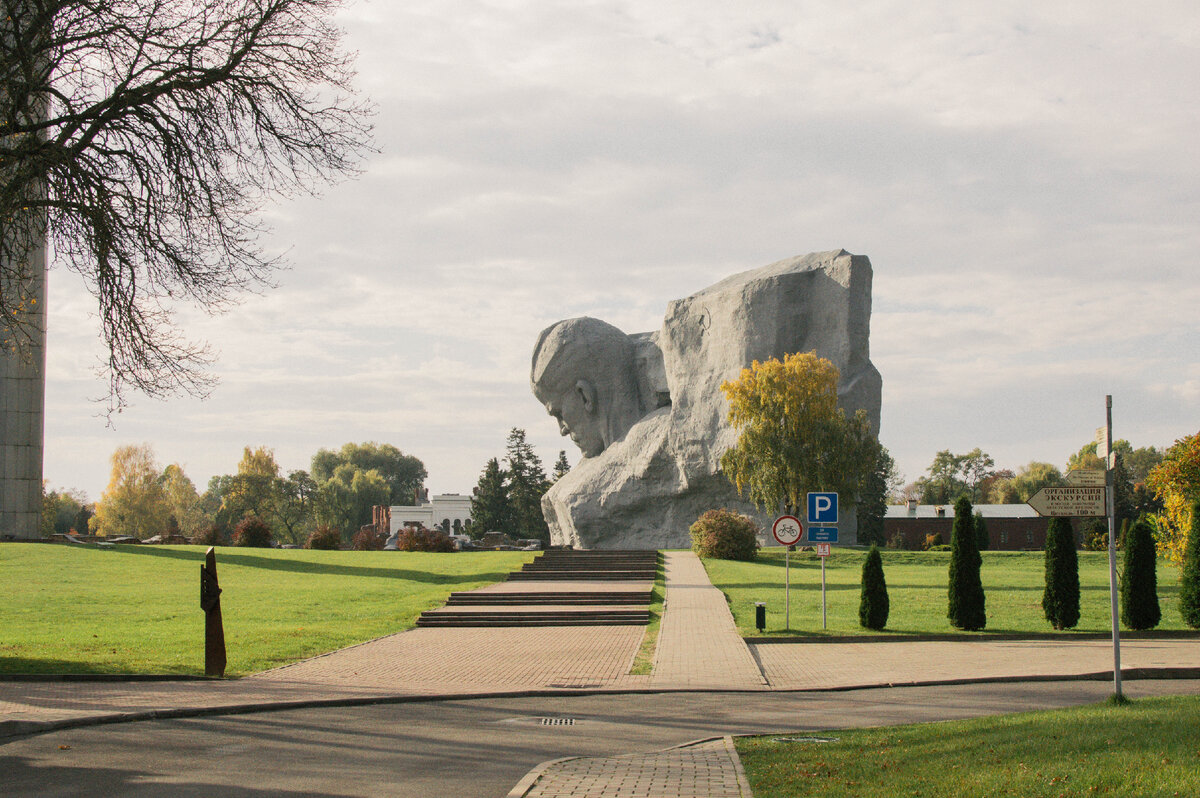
[1065,469,1105,487]
[807,526,838,543]
[1027,486,1107,517]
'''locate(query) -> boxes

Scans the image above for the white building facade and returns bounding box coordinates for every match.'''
[390,493,473,535]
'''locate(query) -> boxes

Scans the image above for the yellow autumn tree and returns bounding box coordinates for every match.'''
[719,352,879,516]
[89,444,170,538]
[1147,431,1200,564]
[222,446,281,523]
[161,463,209,537]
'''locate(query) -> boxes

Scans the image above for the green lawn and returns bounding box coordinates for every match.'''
[0,543,534,677]
[736,694,1200,797]
[703,549,1189,636]
[630,553,666,675]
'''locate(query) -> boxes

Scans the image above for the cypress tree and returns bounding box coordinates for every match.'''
[948,496,986,630]
[975,512,989,551]
[1042,516,1080,630]
[1179,501,1200,629]
[1120,518,1161,630]
[859,544,890,630]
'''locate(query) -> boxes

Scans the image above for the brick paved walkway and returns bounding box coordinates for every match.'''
[509,736,752,798]
[651,552,766,689]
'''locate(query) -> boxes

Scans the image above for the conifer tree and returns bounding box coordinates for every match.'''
[467,458,509,539]
[1120,518,1161,630]
[552,450,571,482]
[1042,516,1080,630]
[1178,501,1200,629]
[859,545,890,630]
[505,428,551,544]
[974,512,990,551]
[948,496,986,630]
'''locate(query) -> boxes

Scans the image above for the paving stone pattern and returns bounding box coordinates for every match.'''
[651,552,766,689]
[511,736,752,798]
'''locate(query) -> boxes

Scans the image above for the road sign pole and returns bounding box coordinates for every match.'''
[772,515,803,632]
[821,556,827,630]
[1106,395,1122,699]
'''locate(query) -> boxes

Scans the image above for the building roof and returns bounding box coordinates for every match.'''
[885,504,1040,520]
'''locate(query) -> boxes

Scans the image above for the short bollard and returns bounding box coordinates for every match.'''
[200,546,227,677]
[755,601,766,632]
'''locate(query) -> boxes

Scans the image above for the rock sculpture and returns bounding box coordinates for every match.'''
[532,249,882,549]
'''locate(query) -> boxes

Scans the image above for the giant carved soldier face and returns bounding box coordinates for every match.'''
[531,317,643,458]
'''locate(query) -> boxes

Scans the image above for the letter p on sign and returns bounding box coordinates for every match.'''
[807,492,838,524]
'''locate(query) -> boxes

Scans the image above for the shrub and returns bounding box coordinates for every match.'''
[393,524,455,552]
[192,525,228,547]
[1120,518,1161,631]
[975,512,989,551]
[923,532,944,551]
[948,496,986,631]
[351,527,385,551]
[859,545,889,630]
[1084,519,1110,551]
[927,544,952,552]
[1042,516,1080,630]
[1180,501,1200,629]
[886,530,908,550]
[304,525,343,550]
[233,516,272,548]
[689,509,759,561]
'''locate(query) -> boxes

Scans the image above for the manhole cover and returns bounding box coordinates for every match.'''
[540,717,576,726]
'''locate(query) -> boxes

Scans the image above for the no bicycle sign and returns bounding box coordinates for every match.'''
[772,515,803,546]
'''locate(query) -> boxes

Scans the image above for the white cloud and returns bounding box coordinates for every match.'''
[40,1,1200,503]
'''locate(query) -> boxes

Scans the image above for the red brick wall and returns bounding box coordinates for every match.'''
[883,517,1085,551]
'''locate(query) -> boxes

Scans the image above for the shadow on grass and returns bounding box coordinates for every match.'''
[0,656,196,676]
[110,545,518,585]
[721,580,1122,594]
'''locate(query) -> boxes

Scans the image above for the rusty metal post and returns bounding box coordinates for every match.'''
[200,546,227,677]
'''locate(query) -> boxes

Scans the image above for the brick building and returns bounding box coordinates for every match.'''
[884,503,1084,551]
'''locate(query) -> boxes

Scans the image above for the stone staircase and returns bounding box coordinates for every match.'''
[506,549,658,581]
[415,550,658,628]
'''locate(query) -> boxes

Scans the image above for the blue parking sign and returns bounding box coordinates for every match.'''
[807,492,838,524]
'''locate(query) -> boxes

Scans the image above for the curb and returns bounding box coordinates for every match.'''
[505,755,581,798]
[750,630,1200,644]
[0,674,213,683]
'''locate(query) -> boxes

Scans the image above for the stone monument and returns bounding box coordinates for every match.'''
[531,249,882,549]
[0,241,47,541]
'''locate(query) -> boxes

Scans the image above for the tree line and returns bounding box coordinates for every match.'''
[894,433,1200,564]
[44,442,425,546]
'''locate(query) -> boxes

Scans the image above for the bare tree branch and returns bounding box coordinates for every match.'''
[1,0,373,410]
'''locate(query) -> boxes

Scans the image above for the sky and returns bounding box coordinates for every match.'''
[41,0,1200,503]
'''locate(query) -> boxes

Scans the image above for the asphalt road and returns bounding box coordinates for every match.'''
[4,680,1199,798]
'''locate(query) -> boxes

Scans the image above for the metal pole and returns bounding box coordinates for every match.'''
[1106,395,1122,699]
[821,556,827,630]
[785,547,790,631]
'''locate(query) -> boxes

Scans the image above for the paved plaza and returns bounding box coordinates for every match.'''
[3,550,1199,797]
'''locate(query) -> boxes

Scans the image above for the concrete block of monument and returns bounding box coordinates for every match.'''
[531,249,882,549]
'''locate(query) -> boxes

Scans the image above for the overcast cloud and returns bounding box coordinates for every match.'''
[43,1,1199,500]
